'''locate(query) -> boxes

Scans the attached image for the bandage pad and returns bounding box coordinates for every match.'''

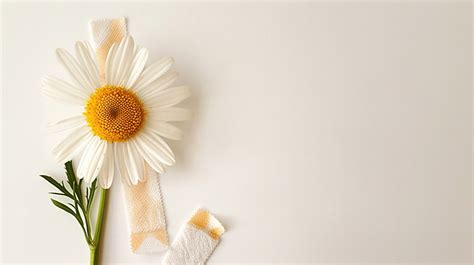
[163,208,225,264]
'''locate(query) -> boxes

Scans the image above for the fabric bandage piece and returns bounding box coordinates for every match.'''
[163,208,225,265]
[89,17,169,254]
[122,167,169,253]
[89,17,128,82]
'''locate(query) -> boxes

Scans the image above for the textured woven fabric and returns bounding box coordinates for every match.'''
[163,208,225,265]
[89,17,169,254]
[89,17,127,82]
[122,167,169,253]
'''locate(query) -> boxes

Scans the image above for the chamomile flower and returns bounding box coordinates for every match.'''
[43,36,191,188]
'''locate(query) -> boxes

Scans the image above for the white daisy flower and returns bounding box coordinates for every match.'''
[43,36,191,188]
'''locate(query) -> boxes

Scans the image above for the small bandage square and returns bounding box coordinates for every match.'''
[163,208,225,265]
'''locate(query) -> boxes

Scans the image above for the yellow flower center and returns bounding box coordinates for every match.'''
[84,85,145,142]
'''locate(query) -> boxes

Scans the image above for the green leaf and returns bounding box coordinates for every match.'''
[40,175,72,197]
[65,161,78,190]
[43,161,100,246]
[87,179,97,210]
[91,178,97,190]
[51,199,76,217]
[65,160,76,178]
[76,178,84,207]
[75,179,86,212]
[49,192,69,197]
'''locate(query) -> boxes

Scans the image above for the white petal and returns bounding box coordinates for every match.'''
[85,42,97,62]
[76,138,98,180]
[89,142,107,183]
[98,142,114,189]
[42,75,88,105]
[136,71,178,99]
[106,36,133,86]
[133,44,138,57]
[126,48,149,88]
[110,40,126,85]
[114,142,132,185]
[48,115,86,133]
[145,85,191,108]
[56,48,96,92]
[121,142,137,185]
[135,130,175,166]
[52,125,92,163]
[147,121,183,140]
[148,107,192,122]
[131,138,165,174]
[75,41,101,89]
[105,43,118,85]
[152,132,175,159]
[114,36,135,86]
[125,141,144,184]
[77,137,106,183]
[42,88,83,106]
[133,57,174,93]
[42,75,89,98]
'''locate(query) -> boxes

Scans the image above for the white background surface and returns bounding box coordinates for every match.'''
[1,2,472,264]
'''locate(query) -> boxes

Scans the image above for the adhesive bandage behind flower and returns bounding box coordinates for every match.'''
[89,17,127,83]
[89,17,170,253]
[163,208,225,265]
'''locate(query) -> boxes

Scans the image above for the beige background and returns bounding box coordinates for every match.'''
[1,2,472,264]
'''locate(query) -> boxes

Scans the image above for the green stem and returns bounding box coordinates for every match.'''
[90,246,97,265]
[90,188,108,265]
[84,210,93,243]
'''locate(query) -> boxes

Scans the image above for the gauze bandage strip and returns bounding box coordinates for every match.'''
[89,17,127,83]
[163,208,225,265]
[122,168,169,253]
[89,17,169,254]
